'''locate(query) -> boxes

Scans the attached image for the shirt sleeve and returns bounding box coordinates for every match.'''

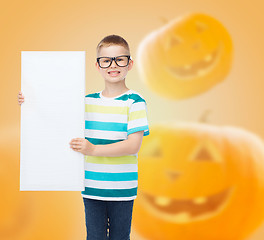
[127,99,150,137]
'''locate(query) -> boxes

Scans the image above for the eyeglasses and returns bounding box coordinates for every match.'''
[97,55,131,68]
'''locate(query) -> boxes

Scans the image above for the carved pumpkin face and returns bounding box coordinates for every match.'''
[132,123,264,240]
[137,13,233,99]
[0,127,85,240]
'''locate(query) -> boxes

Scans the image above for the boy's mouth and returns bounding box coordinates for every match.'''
[108,71,120,76]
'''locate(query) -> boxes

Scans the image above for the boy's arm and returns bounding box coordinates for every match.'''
[92,131,144,157]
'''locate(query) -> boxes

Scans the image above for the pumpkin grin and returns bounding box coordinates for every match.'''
[165,44,222,80]
[139,187,234,223]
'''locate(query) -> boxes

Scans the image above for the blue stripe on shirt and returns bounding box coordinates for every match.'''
[85,171,138,181]
[85,121,127,132]
[82,187,138,198]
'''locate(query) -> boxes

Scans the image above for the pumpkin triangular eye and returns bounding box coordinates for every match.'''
[164,35,182,51]
[139,137,162,157]
[190,140,221,162]
[194,146,213,161]
[195,21,207,33]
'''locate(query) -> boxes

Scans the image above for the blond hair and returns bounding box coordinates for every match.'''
[96,34,131,57]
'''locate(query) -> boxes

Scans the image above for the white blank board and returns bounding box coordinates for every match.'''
[20,51,85,191]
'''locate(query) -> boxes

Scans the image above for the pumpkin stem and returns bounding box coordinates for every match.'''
[159,16,169,24]
[199,109,212,123]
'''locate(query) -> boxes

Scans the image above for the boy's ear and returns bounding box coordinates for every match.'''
[128,59,133,71]
[95,61,100,70]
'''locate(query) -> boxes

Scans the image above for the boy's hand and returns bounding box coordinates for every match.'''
[17,91,24,105]
[69,138,95,156]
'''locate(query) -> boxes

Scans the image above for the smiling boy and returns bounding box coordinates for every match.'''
[70,34,150,239]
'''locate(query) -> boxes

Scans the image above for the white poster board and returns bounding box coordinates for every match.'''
[20,51,85,191]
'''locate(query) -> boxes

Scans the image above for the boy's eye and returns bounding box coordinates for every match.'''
[103,59,110,63]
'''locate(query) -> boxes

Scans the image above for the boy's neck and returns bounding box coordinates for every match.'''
[102,82,130,98]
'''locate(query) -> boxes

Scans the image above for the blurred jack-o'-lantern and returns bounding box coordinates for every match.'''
[0,126,85,240]
[132,122,264,240]
[137,13,233,99]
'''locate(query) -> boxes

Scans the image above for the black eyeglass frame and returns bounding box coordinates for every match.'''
[96,55,131,68]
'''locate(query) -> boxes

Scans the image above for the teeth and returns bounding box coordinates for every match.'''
[173,212,191,222]
[155,196,171,206]
[193,197,207,205]
[204,54,212,62]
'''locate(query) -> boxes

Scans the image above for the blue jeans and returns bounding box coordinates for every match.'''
[82,197,134,240]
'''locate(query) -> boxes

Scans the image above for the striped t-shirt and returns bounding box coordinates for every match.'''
[81,89,150,201]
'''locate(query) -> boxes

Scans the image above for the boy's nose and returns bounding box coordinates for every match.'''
[109,60,118,67]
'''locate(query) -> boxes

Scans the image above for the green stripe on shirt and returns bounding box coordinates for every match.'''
[85,104,129,114]
[84,155,138,165]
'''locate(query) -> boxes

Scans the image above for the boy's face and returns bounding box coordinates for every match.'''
[95,45,133,84]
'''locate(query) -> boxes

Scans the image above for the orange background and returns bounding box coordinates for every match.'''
[1,0,264,239]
